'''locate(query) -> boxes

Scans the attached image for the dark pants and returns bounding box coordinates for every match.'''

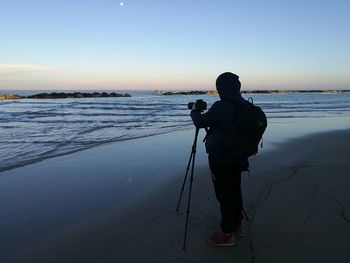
[209,157,243,233]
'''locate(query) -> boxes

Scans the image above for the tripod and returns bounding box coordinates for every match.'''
[176,127,200,250]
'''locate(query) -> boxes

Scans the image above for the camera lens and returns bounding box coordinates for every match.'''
[188,100,207,111]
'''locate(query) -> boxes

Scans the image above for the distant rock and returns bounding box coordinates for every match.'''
[160,91,209,96]
[156,89,350,95]
[205,90,218,95]
[241,90,287,94]
[25,92,131,99]
[0,94,23,100]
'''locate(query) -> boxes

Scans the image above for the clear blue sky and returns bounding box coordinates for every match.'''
[1,0,349,90]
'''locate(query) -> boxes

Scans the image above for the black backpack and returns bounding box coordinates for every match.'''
[225,98,267,158]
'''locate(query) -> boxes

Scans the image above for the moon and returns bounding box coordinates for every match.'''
[120,2,124,7]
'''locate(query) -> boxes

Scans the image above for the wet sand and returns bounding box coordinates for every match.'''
[1,129,350,263]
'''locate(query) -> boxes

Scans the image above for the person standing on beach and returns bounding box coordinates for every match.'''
[190,72,247,246]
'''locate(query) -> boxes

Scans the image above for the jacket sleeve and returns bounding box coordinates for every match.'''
[190,102,220,128]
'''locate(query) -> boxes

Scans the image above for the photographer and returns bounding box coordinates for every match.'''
[190,72,247,246]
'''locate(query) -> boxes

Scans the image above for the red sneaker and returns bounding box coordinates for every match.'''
[208,233,236,246]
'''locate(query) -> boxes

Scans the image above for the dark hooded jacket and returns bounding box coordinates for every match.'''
[190,89,246,165]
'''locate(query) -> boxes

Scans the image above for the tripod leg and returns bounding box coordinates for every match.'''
[182,127,199,250]
[176,150,194,212]
[176,127,201,212]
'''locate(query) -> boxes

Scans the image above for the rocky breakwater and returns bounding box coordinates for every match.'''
[26,92,131,99]
[157,89,350,95]
[157,90,288,95]
[0,94,23,100]
[160,91,210,95]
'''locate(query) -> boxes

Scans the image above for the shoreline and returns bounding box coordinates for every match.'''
[0,126,193,174]
[1,129,350,262]
[1,116,349,175]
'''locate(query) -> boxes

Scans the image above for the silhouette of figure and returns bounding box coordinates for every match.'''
[191,72,246,246]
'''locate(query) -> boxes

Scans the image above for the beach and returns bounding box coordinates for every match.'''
[2,0,350,261]
[1,128,350,263]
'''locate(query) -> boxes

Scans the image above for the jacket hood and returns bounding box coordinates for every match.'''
[216,72,243,103]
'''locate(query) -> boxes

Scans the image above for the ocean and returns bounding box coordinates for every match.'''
[1,90,350,173]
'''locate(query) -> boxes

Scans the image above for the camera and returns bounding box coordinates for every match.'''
[188,99,207,111]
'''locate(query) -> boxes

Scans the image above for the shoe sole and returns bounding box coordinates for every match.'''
[207,240,236,247]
